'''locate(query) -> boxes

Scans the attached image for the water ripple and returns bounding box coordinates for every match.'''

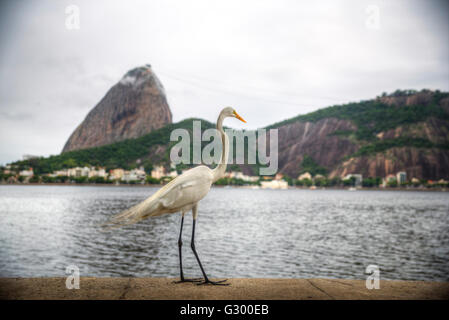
[0,185,448,281]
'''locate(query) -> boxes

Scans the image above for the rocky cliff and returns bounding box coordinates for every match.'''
[274,117,449,180]
[62,65,172,152]
[272,90,449,180]
[20,89,449,181]
[275,118,359,176]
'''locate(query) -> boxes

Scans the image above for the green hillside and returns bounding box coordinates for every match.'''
[14,118,216,174]
[267,90,449,140]
[267,89,449,158]
[13,89,449,177]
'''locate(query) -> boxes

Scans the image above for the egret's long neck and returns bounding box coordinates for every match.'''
[212,113,229,182]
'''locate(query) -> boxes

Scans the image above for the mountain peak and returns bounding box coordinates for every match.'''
[62,65,172,153]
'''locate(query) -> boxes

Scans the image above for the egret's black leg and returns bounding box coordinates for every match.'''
[173,215,201,283]
[190,218,228,286]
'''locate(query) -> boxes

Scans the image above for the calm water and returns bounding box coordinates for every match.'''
[0,185,448,281]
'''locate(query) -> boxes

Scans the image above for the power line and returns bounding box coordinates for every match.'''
[157,69,331,108]
[161,67,345,102]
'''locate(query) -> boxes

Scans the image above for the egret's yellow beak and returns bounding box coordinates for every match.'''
[233,110,246,123]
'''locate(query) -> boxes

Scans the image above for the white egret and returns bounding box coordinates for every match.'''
[103,107,246,285]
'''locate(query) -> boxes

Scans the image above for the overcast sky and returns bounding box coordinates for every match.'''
[0,0,448,165]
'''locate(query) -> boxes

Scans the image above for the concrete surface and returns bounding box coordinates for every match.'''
[0,278,448,300]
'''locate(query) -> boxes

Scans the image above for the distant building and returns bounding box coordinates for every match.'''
[314,174,325,180]
[225,171,258,182]
[261,179,288,190]
[79,167,90,177]
[132,168,146,180]
[88,169,98,178]
[19,168,34,177]
[344,174,362,187]
[97,168,107,178]
[54,169,68,177]
[298,172,312,181]
[275,173,284,180]
[382,174,397,187]
[109,168,125,180]
[122,170,143,182]
[245,176,259,182]
[89,167,108,178]
[396,171,407,184]
[151,166,166,179]
[67,167,90,178]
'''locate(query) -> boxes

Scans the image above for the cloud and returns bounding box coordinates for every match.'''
[0,0,448,165]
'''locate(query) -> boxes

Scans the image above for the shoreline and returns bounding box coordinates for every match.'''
[0,278,448,300]
[0,182,447,192]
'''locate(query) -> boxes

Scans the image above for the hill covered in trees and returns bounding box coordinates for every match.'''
[11,89,449,180]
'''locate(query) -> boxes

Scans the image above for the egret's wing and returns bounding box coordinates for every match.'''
[156,175,207,210]
[102,166,212,229]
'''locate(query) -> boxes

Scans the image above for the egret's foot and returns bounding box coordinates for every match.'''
[173,278,203,284]
[197,279,229,286]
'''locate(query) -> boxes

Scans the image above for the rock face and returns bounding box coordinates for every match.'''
[329,146,449,179]
[276,117,449,180]
[377,91,434,107]
[275,118,359,176]
[62,65,172,153]
[273,92,449,180]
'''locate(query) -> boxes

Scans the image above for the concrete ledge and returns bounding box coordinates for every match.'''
[0,278,448,300]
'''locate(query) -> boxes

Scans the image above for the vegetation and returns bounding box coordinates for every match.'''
[12,118,216,175]
[7,89,449,180]
[362,177,382,187]
[145,176,161,184]
[296,178,313,187]
[352,138,448,157]
[299,155,328,176]
[214,177,259,186]
[267,89,449,160]
[267,89,449,140]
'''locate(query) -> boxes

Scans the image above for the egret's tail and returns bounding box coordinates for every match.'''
[100,197,161,230]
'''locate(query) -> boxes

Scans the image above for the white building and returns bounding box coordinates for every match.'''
[109,168,125,180]
[88,169,98,178]
[275,173,284,180]
[396,171,407,184]
[131,168,146,180]
[382,174,397,187]
[225,171,259,182]
[19,168,34,177]
[54,169,68,176]
[298,172,312,181]
[122,170,139,182]
[260,179,288,189]
[344,174,363,187]
[67,167,90,178]
[151,166,166,179]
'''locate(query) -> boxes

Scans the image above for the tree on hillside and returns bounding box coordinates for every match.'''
[299,155,328,176]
